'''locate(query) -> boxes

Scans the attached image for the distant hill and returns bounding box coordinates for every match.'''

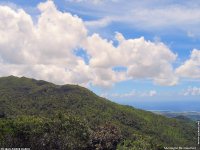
[153,110,200,121]
[0,76,197,149]
[173,115,192,122]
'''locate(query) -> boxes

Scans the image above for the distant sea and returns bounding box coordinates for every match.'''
[118,100,200,112]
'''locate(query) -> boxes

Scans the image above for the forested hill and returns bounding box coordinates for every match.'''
[0,76,197,149]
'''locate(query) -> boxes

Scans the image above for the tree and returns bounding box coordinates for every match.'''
[88,123,122,150]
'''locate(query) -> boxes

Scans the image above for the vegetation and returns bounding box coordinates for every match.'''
[0,114,89,149]
[0,76,197,149]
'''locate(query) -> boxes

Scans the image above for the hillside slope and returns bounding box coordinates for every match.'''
[0,76,197,149]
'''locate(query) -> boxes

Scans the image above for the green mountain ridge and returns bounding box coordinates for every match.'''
[0,76,197,149]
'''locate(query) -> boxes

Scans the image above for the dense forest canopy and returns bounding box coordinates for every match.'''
[0,76,197,149]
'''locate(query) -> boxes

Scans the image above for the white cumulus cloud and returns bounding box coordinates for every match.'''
[0,1,186,87]
[0,1,89,85]
[176,49,200,79]
[84,32,178,86]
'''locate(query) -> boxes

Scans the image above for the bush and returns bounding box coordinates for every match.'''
[0,114,90,150]
[88,123,122,150]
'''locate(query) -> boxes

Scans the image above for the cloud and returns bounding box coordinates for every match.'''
[66,0,200,37]
[85,17,112,28]
[183,87,200,96]
[0,1,89,85]
[84,32,178,86]
[176,49,200,79]
[0,1,183,87]
[69,0,117,4]
[149,90,157,97]
[128,6,200,32]
[117,33,178,86]
[101,89,157,99]
[71,0,103,4]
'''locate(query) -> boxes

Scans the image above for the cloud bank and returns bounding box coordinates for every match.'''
[0,1,198,87]
[101,89,157,99]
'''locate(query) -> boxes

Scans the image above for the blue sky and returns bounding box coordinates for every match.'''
[0,0,199,111]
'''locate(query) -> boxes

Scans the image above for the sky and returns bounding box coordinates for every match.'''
[0,0,199,111]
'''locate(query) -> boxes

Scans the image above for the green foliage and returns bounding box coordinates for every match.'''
[0,114,90,149]
[88,123,122,150]
[0,76,197,149]
[117,140,151,150]
[117,134,165,150]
